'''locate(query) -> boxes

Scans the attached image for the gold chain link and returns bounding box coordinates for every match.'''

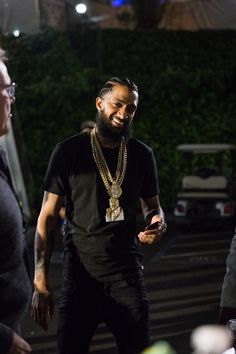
[90,128,127,192]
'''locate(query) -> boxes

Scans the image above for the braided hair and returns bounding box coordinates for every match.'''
[98,77,138,98]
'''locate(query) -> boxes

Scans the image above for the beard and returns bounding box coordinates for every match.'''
[96,111,132,143]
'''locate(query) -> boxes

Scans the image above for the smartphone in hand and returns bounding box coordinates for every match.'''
[145,221,159,231]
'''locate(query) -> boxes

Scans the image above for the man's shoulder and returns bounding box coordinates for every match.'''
[50,133,90,163]
[59,132,88,148]
[128,137,153,154]
[54,132,90,155]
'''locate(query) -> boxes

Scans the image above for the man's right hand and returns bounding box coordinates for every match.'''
[31,289,54,331]
[7,332,32,353]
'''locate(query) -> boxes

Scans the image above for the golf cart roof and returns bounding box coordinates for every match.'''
[177,144,235,154]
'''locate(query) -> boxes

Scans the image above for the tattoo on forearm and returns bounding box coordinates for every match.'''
[35,252,46,272]
[34,229,56,278]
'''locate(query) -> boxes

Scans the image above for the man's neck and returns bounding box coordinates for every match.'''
[95,128,120,148]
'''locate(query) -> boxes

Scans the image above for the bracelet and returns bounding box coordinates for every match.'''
[145,209,158,225]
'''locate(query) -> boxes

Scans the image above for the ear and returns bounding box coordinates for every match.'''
[96,97,103,111]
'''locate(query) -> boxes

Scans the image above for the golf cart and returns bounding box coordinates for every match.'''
[173,144,236,228]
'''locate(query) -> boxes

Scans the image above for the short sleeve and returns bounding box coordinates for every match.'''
[140,149,160,199]
[43,144,69,196]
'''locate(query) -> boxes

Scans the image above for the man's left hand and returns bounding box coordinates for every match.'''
[138,215,167,245]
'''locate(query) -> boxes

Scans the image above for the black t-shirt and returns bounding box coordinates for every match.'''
[44,132,159,279]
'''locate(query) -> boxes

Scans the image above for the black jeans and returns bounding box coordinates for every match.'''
[57,251,150,354]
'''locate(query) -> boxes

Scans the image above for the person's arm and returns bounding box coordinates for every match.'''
[218,228,236,324]
[31,191,63,331]
[138,195,166,244]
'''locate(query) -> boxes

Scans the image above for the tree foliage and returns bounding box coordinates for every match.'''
[1,29,236,210]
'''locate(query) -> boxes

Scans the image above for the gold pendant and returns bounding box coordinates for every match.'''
[105,197,124,222]
[108,183,122,198]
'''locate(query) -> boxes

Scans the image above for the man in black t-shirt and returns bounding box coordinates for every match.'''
[31,77,166,354]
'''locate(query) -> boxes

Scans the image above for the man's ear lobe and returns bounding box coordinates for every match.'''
[96,97,103,111]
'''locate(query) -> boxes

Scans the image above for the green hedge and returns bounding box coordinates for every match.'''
[1,29,236,211]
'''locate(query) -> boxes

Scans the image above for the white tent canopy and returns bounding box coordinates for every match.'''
[1,0,236,34]
[0,0,40,35]
[159,0,236,30]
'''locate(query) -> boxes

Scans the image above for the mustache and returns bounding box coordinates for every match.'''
[96,111,133,141]
[112,116,128,126]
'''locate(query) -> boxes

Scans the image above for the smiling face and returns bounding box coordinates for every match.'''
[96,83,138,141]
[0,60,14,137]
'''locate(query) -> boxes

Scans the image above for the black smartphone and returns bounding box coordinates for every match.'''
[145,221,159,231]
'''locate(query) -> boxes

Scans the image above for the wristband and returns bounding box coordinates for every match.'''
[145,209,158,225]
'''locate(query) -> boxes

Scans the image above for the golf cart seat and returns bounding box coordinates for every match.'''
[182,175,228,190]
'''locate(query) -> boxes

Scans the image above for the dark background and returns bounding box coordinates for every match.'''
[1,28,236,212]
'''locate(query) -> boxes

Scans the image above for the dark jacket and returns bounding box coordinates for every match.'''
[0,147,32,354]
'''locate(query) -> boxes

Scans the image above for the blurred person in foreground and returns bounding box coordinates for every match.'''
[0,46,32,353]
[31,77,166,354]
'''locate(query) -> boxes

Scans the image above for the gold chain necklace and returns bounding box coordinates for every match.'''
[91,128,127,222]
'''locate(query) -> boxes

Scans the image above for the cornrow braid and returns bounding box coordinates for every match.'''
[98,77,138,98]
